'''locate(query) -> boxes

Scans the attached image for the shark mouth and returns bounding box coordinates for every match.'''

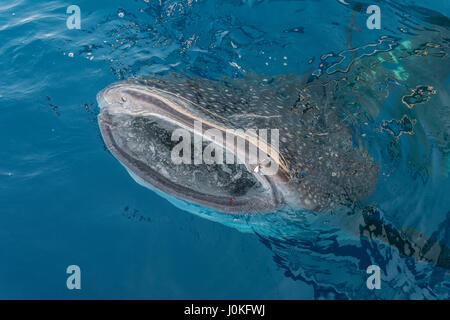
[97,81,287,214]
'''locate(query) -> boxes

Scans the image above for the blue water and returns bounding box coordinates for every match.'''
[1,0,449,299]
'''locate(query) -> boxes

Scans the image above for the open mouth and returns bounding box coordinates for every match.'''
[97,82,286,214]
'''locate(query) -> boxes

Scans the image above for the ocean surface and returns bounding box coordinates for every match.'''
[0,0,449,299]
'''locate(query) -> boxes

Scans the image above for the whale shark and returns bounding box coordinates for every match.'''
[91,1,450,299]
[97,73,379,215]
[96,21,450,277]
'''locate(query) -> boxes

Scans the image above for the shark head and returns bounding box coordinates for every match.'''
[97,75,379,214]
